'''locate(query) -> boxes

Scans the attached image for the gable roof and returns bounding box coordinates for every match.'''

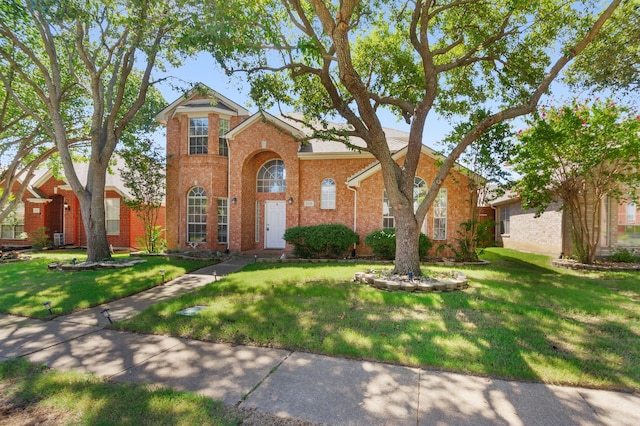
[346,145,481,187]
[28,156,146,200]
[224,111,306,141]
[155,83,250,124]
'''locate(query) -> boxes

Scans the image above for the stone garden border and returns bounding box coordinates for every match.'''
[354,270,468,293]
[552,258,640,272]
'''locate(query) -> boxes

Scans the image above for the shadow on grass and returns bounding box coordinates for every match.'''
[117,252,640,391]
[0,358,238,425]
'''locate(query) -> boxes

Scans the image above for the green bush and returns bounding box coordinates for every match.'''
[364,228,432,260]
[608,248,640,263]
[283,224,359,258]
[28,227,50,250]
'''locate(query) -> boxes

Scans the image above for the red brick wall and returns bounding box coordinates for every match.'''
[228,120,300,252]
[165,107,249,251]
[355,156,473,256]
[162,97,475,256]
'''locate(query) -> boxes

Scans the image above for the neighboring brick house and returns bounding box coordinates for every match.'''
[156,85,477,255]
[0,157,166,250]
[490,191,640,257]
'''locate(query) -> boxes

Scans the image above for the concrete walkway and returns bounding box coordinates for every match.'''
[1,255,639,425]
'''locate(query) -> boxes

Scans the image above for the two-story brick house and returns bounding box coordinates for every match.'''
[157,85,476,255]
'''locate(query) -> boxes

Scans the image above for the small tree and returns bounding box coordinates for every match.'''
[119,138,166,253]
[513,100,640,264]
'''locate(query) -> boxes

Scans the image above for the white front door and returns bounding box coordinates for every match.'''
[265,201,286,249]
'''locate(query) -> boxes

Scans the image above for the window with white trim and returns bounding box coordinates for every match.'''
[105,198,120,235]
[321,178,336,209]
[500,205,511,235]
[217,198,228,243]
[626,202,637,224]
[414,177,427,234]
[187,187,207,242]
[255,201,261,242]
[382,190,394,229]
[1,202,25,239]
[257,159,286,193]
[189,118,208,155]
[218,118,229,156]
[433,188,447,240]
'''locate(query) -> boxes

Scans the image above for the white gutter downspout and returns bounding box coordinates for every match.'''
[227,137,232,252]
[348,185,358,256]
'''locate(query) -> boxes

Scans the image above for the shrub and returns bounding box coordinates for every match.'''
[283,224,359,258]
[364,228,432,260]
[28,227,51,250]
[608,248,640,263]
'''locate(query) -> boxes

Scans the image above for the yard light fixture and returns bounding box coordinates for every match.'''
[212,270,217,281]
[43,301,53,315]
[101,308,113,324]
[254,254,258,263]
[160,269,165,283]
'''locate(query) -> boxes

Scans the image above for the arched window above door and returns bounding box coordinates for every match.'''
[257,159,286,193]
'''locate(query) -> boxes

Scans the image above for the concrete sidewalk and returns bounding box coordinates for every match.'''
[2,255,639,425]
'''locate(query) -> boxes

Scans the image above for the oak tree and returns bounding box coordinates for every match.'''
[193,0,621,274]
[0,0,186,260]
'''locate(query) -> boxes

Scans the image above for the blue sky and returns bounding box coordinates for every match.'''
[152,52,604,152]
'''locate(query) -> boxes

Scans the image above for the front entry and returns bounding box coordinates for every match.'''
[265,200,286,249]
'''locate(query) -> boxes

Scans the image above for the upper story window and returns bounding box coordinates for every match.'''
[1,202,25,239]
[257,159,286,193]
[321,178,336,209]
[187,187,207,242]
[105,198,120,235]
[218,118,229,156]
[189,118,208,155]
[433,188,447,240]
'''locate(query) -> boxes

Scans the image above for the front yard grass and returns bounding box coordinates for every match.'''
[0,250,214,318]
[116,248,640,392]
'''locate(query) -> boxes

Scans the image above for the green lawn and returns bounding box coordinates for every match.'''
[0,250,215,318]
[116,248,640,391]
[0,358,240,425]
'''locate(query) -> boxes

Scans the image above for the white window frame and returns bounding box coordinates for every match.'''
[217,198,228,243]
[626,202,636,224]
[1,202,25,239]
[414,177,427,234]
[187,187,207,243]
[433,188,447,240]
[257,159,286,193]
[321,178,336,209]
[218,118,229,156]
[189,117,208,155]
[105,198,120,235]
[500,205,511,235]
[382,190,394,229]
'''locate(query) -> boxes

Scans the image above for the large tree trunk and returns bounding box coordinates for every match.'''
[393,201,422,276]
[75,159,112,262]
